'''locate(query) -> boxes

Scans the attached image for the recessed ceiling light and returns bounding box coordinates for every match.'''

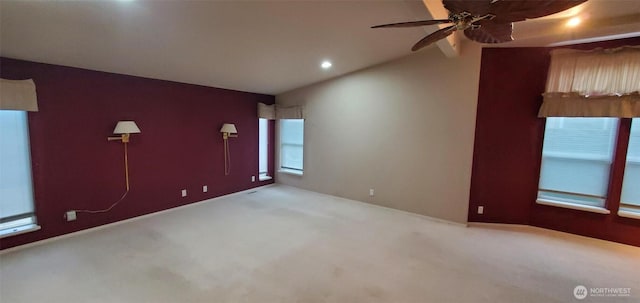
[321,61,332,69]
[566,17,581,27]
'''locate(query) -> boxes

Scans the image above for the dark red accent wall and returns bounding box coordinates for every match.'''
[469,37,640,247]
[0,58,275,250]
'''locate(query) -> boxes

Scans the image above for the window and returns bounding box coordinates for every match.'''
[0,110,39,237]
[620,118,640,214]
[279,119,304,174]
[538,117,640,218]
[537,46,640,218]
[258,118,271,180]
[538,117,618,210]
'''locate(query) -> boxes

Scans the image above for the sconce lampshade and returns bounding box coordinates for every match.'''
[113,121,141,134]
[220,123,237,134]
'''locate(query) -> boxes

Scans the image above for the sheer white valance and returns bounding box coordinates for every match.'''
[0,79,39,112]
[539,46,640,117]
[257,103,304,120]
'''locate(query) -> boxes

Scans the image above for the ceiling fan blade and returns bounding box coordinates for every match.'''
[371,19,452,28]
[489,0,588,23]
[464,21,514,44]
[443,0,492,16]
[411,25,456,51]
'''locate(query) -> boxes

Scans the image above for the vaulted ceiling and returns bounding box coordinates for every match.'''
[1,0,639,95]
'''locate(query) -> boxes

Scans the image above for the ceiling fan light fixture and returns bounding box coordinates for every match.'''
[566,17,581,27]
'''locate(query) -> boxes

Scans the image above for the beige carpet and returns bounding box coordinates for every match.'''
[1,185,638,302]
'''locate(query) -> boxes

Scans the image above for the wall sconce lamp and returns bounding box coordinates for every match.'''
[108,121,141,143]
[66,121,142,217]
[108,121,141,190]
[220,123,238,175]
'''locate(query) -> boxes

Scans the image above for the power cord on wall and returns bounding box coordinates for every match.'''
[72,190,129,214]
[65,127,137,221]
[224,136,232,175]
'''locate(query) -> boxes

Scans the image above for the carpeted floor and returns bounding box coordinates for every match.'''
[1,185,638,302]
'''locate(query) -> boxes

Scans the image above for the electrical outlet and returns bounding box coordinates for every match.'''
[251,176,256,182]
[181,189,187,197]
[478,206,484,214]
[203,185,208,193]
[369,189,375,196]
[65,211,77,221]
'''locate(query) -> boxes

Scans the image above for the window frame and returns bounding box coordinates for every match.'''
[0,110,40,238]
[617,118,640,218]
[258,118,272,181]
[536,117,619,211]
[278,119,304,176]
[620,117,640,209]
[536,117,639,219]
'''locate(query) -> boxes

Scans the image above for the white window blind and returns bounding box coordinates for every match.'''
[621,118,640,208]
[258,118,268,175]
[280,119,304,171]
[538,117,618,207]
[0,110,36,234]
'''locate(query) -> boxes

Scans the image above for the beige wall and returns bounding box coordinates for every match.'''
[275,44,481,223]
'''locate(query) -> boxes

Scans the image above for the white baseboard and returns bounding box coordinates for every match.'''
[467,222,531,229]
[274,183,469,227]
[0,184,275,255]
[468,222,640,248]
[377,204,469,227]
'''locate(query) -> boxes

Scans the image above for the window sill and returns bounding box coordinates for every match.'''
[618,210,640,220]
[0,224,41,239]
[259,175,273,181]
[278,168,303,176]
[536,199,611,214]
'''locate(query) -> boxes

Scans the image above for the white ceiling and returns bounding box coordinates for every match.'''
[1,0,639,95]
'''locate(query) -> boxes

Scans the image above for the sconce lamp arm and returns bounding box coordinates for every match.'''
[107,133,132,143]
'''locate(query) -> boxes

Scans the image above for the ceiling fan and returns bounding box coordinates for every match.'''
[372,0,588,51]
